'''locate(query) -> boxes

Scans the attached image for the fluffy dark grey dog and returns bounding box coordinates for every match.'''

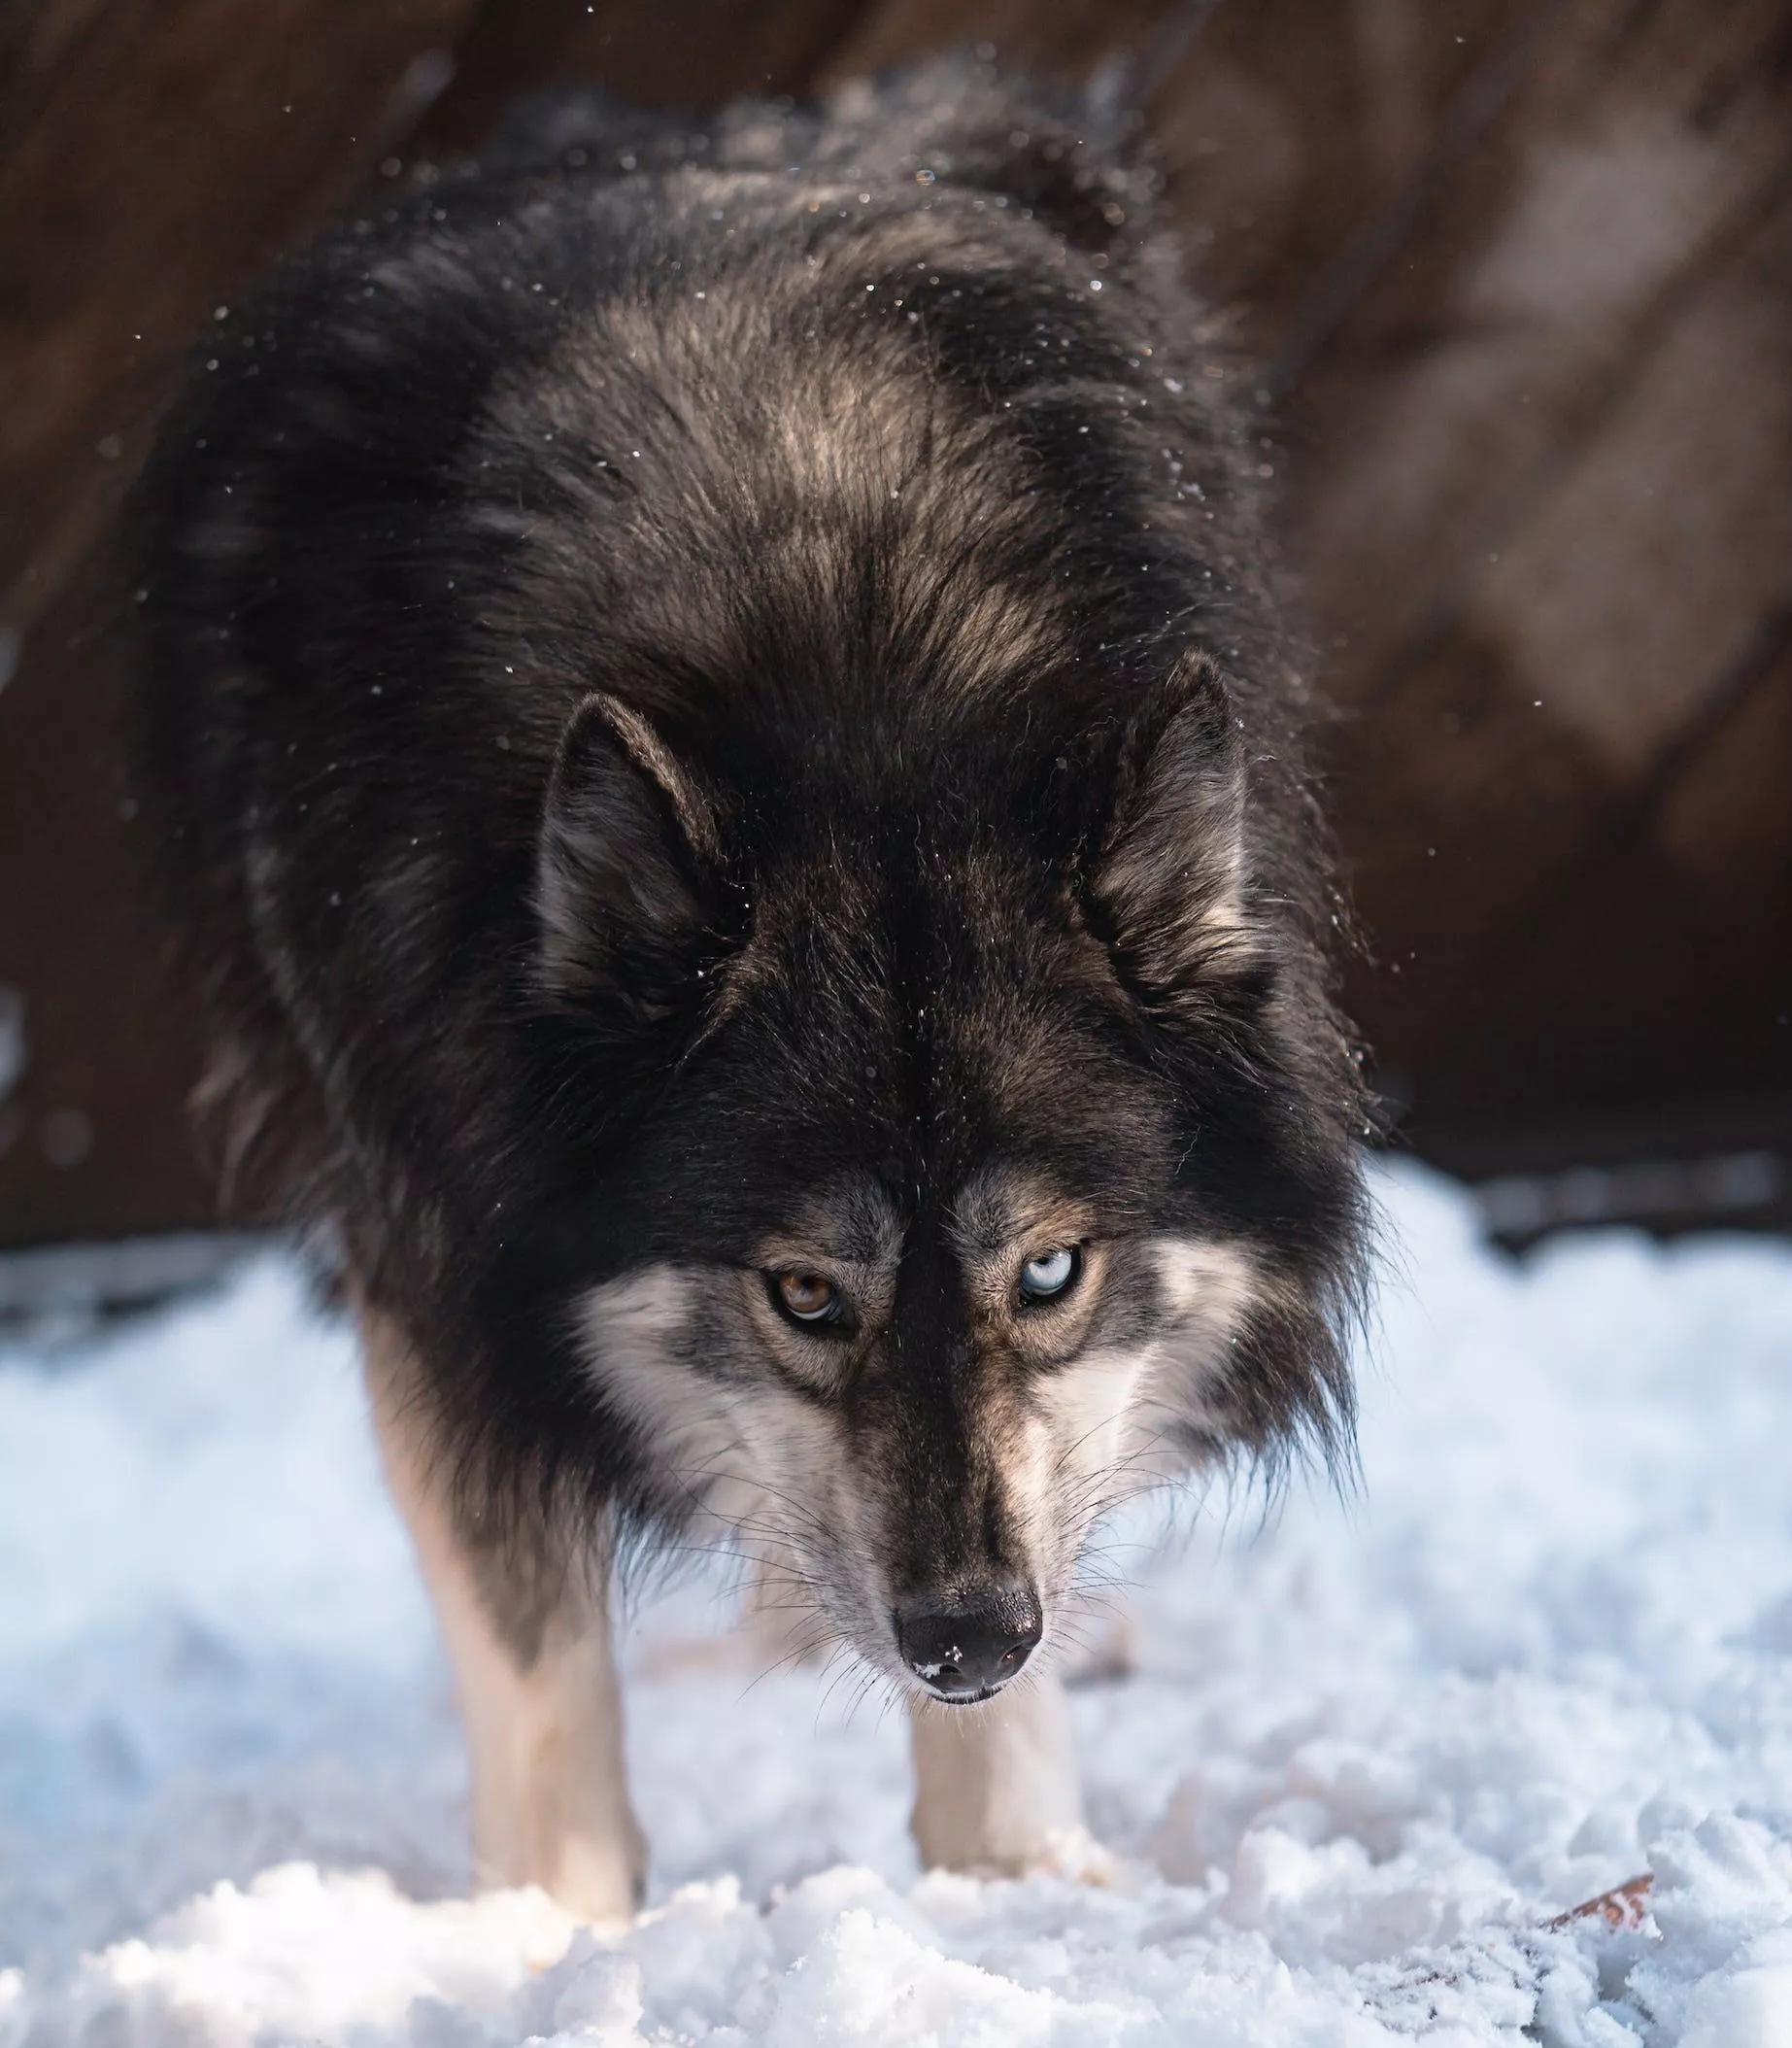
[133,53,1370,1914]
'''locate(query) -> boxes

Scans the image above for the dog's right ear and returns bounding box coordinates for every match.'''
[1081,654,1255,1010]
[533,693,722,1018]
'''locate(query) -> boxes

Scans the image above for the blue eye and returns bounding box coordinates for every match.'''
[1018,1246,1079,1305]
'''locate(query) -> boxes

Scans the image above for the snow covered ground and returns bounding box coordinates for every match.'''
[3,1162,1791,2045]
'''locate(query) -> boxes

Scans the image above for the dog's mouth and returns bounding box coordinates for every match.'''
[910,1658,1018,1707]
[907,1649,1030,1706]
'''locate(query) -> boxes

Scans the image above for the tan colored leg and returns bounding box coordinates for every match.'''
[908,1672,1085,1875]
[360,1305,646,1923]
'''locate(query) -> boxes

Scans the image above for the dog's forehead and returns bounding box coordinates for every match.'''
[710,824,1174,1215]
[777,1176,904,1265]
[776,1161,1089,1265]
[948,1163,1093,1256]
[760,830,1096,1050]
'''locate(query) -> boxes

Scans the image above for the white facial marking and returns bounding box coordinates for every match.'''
[1126,1237,1263,1474]
[570,1230,1269,1692]
[979,1236,1268,1622]
[573,1268,735,1504]
[572,1265,900,1674]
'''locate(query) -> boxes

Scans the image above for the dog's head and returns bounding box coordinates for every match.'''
[527,645,1368,1703]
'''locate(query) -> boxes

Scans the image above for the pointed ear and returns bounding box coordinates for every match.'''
[534,693,721,1016]
[1087,655,1254,1005]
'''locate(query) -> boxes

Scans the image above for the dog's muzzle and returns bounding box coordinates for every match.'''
[893,1580,1043,1701]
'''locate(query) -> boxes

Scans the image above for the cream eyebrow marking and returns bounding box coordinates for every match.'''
[759,1176,904,1272]
[947,1164,1095,1267]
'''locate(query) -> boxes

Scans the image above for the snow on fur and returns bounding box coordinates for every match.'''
[3,1163,1791,2044]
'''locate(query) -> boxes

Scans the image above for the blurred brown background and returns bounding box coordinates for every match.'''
[3,0,1790,1267]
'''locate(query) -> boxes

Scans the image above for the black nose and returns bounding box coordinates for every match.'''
[893,1581,1043,1699]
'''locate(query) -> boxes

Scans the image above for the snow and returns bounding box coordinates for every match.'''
[3,1161,1791,2044]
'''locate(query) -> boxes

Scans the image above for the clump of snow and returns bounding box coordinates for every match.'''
[3,1162,1792,2044]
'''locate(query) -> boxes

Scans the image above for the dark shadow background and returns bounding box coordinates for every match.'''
[2,0,1790,1272]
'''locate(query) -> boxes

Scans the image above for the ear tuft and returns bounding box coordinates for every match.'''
[534,693,719,1016]
[1088,655,1254,1005]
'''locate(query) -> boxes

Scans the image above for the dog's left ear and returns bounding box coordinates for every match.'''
[534,692,723,1018]
[1086,654,1254,1006]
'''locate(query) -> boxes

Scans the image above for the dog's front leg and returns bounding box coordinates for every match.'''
[908,1675,1084,1876]
[360,1306,646,1922]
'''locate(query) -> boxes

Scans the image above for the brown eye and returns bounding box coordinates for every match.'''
[771,1271,845,1327]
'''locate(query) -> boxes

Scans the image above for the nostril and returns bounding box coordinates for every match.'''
[893,1579,1043,1699]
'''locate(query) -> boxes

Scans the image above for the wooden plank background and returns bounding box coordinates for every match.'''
[2,0,1789,1248]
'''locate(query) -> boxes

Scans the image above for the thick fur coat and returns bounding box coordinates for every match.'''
[134,55,1369,1783]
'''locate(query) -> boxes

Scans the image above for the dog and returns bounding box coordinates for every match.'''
[131,52,1371,1918]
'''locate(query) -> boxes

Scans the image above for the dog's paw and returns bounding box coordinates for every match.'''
[949,1826,1127,1888]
